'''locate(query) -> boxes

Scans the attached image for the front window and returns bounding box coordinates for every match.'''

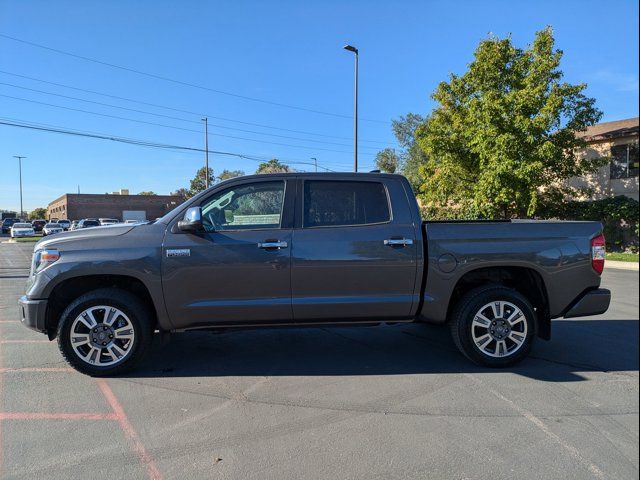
[201,181,285,232]
[610,142,639,179]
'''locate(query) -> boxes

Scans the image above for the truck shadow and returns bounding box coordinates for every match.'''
[131,319,639,382]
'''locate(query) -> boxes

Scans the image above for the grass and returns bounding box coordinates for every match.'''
[12,236,41,242]
[606,252,639,262]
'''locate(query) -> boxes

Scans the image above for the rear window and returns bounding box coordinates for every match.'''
[84,221,100,226]
[13,223,32,228]
[303,181,390,228]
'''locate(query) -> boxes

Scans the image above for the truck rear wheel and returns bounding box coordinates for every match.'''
[57,288,153,376]
[450,286,535,367]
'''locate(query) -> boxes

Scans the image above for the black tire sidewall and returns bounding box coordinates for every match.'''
[57,288,152,376]
[452,287,536,367]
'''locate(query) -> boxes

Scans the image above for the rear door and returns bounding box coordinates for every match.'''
[162,178,294,329]
[291,177,418,321]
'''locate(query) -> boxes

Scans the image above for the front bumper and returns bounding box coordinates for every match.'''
[18,296,48,333]
[563,288,611,318]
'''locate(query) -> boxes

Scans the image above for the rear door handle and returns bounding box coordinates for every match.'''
[384,238,414,246]
[258,241,288,249]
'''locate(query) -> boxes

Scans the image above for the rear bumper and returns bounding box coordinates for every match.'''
[563,288,611,319]
[18,296,48,333]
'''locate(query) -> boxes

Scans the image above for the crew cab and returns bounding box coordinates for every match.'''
[19,173,611,375]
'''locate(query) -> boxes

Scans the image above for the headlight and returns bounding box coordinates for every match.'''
[32,249,60,274]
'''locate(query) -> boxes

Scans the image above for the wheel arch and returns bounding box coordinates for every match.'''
[446,266,551,340]
[45,274,158,340]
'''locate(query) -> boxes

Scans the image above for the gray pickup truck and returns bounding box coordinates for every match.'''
[19,173,611,375]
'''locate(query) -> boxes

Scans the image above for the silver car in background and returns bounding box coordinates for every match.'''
[42,223,64,236]
[10,222,35,238]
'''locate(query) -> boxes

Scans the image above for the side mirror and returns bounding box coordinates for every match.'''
[178,206,203,233]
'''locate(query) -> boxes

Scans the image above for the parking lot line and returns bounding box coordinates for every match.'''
[0,339,50,344]
[0,330,163,480]
[96,379,164,480]
[0,367,75,373]
[0,412,118,421]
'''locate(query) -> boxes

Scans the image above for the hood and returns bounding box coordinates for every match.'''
[35,223,135,249]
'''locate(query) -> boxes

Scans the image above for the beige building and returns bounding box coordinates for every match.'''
[568,117,639,200]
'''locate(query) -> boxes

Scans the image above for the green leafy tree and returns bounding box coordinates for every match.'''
[29,207,47,220]
[375,148,399,173]
[189,166,215,197]
[415,28,604,218]
[137,191,157,195]
[171,187,190,201]
[375,113,427,190]
[217,169,245,182]
[255,159,292,174]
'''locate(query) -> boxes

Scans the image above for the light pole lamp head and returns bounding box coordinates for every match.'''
[343,44,358,54]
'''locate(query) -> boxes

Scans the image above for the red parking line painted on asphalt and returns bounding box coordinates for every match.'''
[0,367,75,373]
[96,379,163,480]
[0,412,118,421]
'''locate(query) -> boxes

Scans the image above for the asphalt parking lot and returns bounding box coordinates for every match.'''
[0,241,637,480]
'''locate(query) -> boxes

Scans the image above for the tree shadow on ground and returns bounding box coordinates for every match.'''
[130,319,638,382]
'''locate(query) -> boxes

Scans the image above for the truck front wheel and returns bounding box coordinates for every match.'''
[57,288,153,376]
[450,286,536,367]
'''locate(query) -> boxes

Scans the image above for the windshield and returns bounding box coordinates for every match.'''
[13,223,32,228]
[83,221,100,226]
[45,223,60,228]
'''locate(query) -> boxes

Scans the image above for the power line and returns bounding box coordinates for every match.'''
[0,71,391,145]
[0,81,384,150]
[0,93,378,156]
[0,33,388,123]
[0,118,338,171]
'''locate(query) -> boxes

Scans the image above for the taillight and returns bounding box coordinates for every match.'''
[591,234,606,275]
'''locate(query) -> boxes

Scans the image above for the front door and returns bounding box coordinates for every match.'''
[162,179,293,329]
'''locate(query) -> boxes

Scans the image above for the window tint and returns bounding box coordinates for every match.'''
[201,181,285,231]
[304,181,390,227]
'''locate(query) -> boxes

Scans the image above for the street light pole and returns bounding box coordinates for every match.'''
[202,117,210,189]
[311,157,318,172]
[343,44,359,172]
[13,156,26,218]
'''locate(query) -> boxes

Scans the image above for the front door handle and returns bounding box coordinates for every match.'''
[384,238,414,246]
[258,241,288,249]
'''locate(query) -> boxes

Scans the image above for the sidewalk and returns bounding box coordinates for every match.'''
[606,260,639,271]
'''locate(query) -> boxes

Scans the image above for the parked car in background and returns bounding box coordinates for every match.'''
[42,223,64,237]
[99,218,119,226]
[31,220,47,232]
[77,219,101,229]
[124,219,143,224]
[56,219,71,231]
[10,222,35,238]
[2,218,19,234]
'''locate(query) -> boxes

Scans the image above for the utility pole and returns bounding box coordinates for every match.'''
[13,156,26,218]
[202,117,210,189]
[343,45,359,172]
[311,157,318,172]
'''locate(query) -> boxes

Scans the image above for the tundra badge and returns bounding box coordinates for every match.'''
[166,249,191,257]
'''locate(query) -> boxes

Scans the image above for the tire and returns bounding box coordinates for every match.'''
[450,285,536,367]
[57,288,153,376]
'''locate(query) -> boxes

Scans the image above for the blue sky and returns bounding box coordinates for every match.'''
[1,0,638,212]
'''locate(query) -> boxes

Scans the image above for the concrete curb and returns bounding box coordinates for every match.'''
[606,260,639,271]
